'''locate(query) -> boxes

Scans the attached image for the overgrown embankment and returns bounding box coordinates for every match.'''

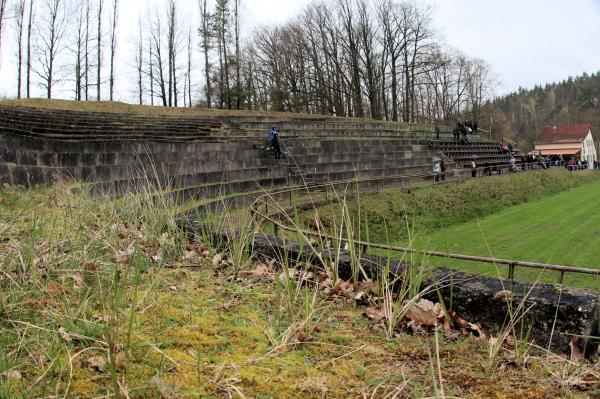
[303,169,600,244]
[1,182,599,397]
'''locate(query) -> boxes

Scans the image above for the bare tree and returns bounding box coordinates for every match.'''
[135,19,143,104]
[148,35,154,105]
[73,1,86,100]
[234,0,241,109]
[34,0,68,98]
[96,0,104,100]
[186,28,192,107]
[25,0,34,97]
[150,11,167,106]
[198,0,212,107]
[109,0,117,101]
[215,0,230,108]
[0,0,8,65]
[84,0,90,99]
[167,0,177,107]
[377,0,406,121]
[14,0,26,98]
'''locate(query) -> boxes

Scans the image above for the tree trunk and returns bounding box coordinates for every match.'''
[109,0,118,101]
[234,0,241,109]
[84,0,89,100]
[0,0,7,62]
[199,0,212,108]
[97,0,104,101]
[25,0,34,98]
[15,0,26,99]
[187,29,192,107]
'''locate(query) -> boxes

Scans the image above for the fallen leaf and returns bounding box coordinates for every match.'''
[72,273,85,287]
[569,339,584,363]
[29,352,47,366]
[115,352,127,370]
[547,353,568,363]
[114,252,129,264]
[3,370,21,380]
[87,356,106,372]
[362,306,385,321]
[58,327,72,343]
[354,279,378,295]
[211,254,223,267]
[405,299,443,327]
[246,264,273,279]
[449,310,486,339]
[279,269,297,284]
[323,278,354,297]
[46,282,63,295]
[295,330,311,343]
[143,246,157,256]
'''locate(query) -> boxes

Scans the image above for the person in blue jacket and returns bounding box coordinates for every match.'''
[269,127,282,159]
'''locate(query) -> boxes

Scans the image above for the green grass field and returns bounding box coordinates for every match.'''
[408,179,600,288]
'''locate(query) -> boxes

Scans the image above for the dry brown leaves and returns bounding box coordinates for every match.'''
[569,339,584,363]
[87,356,106,372]
[362,306,385,322]
[46,282,64,295]
[360,298,486,340]
[113,242,135,264]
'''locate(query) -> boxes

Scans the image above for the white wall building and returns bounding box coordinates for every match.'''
[534,124,597,168]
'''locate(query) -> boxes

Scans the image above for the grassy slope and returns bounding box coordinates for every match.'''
[302,169,600,288]
[414,179,600,288]
[1,185,597,397]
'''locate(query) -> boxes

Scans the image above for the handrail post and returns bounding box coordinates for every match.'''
[508,262,515,282]
[557,271,565,285]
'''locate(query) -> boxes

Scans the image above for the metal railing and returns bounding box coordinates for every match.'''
[249,167,600,285]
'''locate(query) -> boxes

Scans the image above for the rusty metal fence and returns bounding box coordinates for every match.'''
[249,167,600,285]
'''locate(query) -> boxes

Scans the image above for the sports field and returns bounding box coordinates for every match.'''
[410,179,600,288]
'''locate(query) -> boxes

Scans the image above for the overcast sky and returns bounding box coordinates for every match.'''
[0,0,599,102]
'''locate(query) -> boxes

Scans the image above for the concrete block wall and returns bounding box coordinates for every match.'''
[0,105,459,199]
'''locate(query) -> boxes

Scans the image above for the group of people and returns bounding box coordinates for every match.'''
[521,152,595,171]
[565,157,589,171]
[498,142,514,156]
[452,121,477,144]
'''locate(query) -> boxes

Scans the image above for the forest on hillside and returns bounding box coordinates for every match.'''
[489,72,600,148]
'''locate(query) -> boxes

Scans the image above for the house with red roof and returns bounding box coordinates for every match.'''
[534,124,596,168]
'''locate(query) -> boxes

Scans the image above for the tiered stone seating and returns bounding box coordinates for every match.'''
[3,104,517,213]
[427,140,522,171]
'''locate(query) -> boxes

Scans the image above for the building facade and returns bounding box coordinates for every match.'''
[534,124,597,168]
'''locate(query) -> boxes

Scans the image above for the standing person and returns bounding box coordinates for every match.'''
[440,156,446,181]
[435,124,441,140]
[269,127,282,159]
[432,156,441,182]
[471,159,477,178]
